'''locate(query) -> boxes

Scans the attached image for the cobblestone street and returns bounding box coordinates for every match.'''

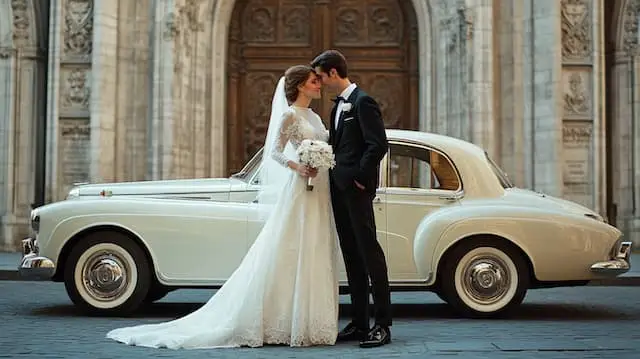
[1,281,640,358]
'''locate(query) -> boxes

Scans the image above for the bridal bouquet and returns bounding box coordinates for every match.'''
[296,139,336,191]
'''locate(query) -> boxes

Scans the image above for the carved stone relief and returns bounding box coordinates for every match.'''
[368,74,403,128]
[622,0,640,53]
[281,6,310,43]
[64,0,93,57]
[441,5,473,54]
[243,73,278,160]
[336,7,364,43]
[163,0,205,63]
[563,70,591,118]
[11,0,29,44]
[562,121,593,207]
[561,0,591,62]
[243,5,275,42]
[60,68,91,113]
[335,2,403,46]
[58,119,91,197]
[368,6,401,43]
[0,47,12,58]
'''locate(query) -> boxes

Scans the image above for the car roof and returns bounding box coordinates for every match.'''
[386,129,485,156]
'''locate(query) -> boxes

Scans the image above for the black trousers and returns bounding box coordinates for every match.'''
[330,181,392,329]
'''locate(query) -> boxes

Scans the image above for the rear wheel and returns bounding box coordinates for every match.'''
[63,231,151,316]
[440,238,529,318]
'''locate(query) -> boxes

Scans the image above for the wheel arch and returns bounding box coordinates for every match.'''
[52,224,157,283]
[433,234,536,289]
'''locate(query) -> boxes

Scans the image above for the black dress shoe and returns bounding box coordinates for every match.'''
[337,322,368,342]
[359,325,391,348]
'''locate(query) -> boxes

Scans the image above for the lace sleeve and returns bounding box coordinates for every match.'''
[271,110,299,167]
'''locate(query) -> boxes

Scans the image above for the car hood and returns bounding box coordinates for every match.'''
[68,178,245,197]
[503,188,604,221]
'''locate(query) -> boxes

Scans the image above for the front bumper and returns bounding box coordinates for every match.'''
[18,237,55,280]
[590,241,632,275]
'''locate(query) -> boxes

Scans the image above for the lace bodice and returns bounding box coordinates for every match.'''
[271,106,329,167]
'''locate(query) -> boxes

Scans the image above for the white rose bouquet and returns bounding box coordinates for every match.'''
[296,139,336,191]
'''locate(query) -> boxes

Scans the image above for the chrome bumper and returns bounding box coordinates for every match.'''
[18,237,55,280]
[590,241,632,275]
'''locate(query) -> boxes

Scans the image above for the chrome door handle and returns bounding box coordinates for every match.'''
[438,194,459,201]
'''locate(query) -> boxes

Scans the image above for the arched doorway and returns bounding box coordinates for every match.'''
[225,0,419,174]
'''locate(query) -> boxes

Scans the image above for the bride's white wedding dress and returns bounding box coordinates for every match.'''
[106,105,339,349]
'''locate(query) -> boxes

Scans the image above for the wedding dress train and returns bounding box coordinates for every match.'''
[106,106,339,349]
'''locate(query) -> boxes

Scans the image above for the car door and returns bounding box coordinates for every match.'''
[335,184,388,283]
[383,141,462,282]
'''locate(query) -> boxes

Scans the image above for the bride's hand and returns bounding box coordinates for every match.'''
[296,164,317,178]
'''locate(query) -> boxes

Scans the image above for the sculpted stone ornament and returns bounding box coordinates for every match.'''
[0,47,12,59]
[62,69,91,110]
[163,12,179,41]
[561,0,591,61]
[163,0,205,59]
[64,0,93,56]
[623,0,640,53]
[564,72,589,117]
[11,0,29,44]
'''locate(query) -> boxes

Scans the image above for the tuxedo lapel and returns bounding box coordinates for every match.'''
[329,102,338,146]
[334,87,360,147]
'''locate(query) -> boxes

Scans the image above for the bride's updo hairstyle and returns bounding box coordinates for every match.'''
[284,65,315,103]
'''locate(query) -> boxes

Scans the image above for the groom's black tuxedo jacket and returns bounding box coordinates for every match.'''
[329,87,388,195]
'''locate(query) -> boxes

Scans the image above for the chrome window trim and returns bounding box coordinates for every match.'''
[382,140,463,194]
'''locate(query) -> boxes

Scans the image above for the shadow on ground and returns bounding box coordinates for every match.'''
[27,301,637,322]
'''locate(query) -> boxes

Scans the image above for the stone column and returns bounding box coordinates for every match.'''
[161,0,209,179]
[45,0,95,202]
[148,0,176,180]
[559,0,606,213]
[111,0,152,182]
[521,0,564,196]
[612,0,640,247]
[466,0,496,156]
[495,0,526,186]
[0,0,47,250]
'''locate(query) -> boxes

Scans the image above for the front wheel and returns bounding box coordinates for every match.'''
[63,231,151,316]
[440,239,529,318]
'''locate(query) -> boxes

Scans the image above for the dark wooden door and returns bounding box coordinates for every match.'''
[226,0,418,175]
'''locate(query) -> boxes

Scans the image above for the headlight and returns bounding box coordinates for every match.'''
[67,188,80,199]
[30,214,40,233]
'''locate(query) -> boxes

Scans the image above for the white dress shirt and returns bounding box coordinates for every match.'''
[334,83,357,130]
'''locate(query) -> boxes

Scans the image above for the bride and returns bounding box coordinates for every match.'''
[106,65,340,349]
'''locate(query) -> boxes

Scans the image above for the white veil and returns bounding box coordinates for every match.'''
[257,76,296,219]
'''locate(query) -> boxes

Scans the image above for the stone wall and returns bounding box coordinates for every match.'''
[1,0,638,251]
[0,0,48,251]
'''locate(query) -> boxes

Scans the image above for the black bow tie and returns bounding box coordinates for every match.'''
[332,96,345,103]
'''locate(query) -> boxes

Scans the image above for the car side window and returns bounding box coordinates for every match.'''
[387,143,460,191]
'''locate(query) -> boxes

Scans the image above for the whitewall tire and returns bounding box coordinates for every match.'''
[63,231,151,316]
[440,238,529,318]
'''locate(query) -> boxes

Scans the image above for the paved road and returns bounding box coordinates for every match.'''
[1,282,640,359]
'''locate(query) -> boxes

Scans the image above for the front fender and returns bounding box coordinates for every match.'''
[48,215,153,264]
[34,199,169,272]
[413,204,622,283]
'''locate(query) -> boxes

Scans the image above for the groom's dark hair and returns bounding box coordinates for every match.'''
[311,50,348,79]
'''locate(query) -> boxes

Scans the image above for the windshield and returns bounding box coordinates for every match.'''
[230,148,263,183]
[485,152,514,188]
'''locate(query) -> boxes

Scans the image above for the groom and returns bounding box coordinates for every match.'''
[311,50,391,348]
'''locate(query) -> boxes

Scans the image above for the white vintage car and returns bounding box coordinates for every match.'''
[19,130,631,318]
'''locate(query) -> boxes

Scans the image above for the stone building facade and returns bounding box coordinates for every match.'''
[0,0,639,251]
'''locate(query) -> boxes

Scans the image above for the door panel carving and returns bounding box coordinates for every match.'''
[227,0,418,175]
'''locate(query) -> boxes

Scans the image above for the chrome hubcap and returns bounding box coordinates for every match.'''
[462,255,510,305]
[81,251,129,302]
